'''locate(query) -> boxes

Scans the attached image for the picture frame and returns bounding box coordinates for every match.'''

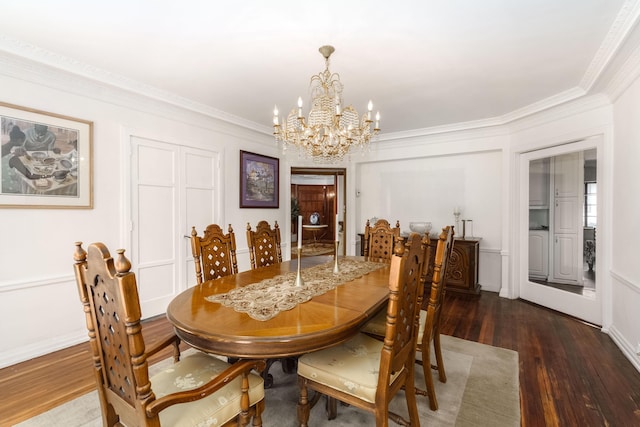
[0,102,93,208]
[240,150,279,208]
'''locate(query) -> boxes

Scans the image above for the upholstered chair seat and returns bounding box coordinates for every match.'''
[297,333,403,404]
[151,352,265,427]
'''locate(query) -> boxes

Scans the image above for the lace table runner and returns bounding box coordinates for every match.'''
[205,259,385,321]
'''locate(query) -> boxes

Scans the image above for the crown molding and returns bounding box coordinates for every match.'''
[382,86,587,142]
[0,35,273,135]
[507,93,611,134]
[580,0,640,92]
[606,41,640,101]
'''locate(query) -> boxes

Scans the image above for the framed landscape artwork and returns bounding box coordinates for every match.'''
[240,150,279,208]
[0,102,93,208]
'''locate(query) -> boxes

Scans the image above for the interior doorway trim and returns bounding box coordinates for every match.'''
[291,167,347,256]
[516,136,603,326]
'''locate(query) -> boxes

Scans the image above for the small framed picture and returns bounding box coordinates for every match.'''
[239,150,279,208]
[0,102,93,208]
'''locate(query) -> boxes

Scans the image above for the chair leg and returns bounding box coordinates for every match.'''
[325,396,337,420]
[297,377,311,427]
[421,342,438,411]
[433,331,447,383]
[252,399,265,427]
[404,371,421,427]
[262,359,275,389]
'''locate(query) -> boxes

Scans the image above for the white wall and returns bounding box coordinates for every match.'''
[352,129,509,293]
[0,59,284,367]
[609,74,640,370]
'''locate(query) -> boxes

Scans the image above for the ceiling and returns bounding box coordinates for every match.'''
[0,1,637,138]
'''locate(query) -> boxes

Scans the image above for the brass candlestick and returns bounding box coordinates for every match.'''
[294,247,304,287]
[333,240,340,274]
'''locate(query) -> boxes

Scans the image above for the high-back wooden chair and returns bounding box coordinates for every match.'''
[73,242,265,427]
[297,232,428,426]
[416,225,454,410]
[246,220,282,270]
[361,225,455,411]
[363,218,401,262]
[191,223,238,284]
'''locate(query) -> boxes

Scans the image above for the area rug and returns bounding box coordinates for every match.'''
[16,335,519,426]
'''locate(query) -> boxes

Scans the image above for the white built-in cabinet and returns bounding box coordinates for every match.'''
[529,158,550,207]
[552,152,583,284]
[528,229,549,280]
[554,153,581,198]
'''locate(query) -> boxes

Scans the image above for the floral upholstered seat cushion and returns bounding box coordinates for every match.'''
[297,333,403,404]
[151,352,264,427]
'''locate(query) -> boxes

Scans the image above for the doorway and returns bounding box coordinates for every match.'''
[291,167,346,258]
[519,139,601,326]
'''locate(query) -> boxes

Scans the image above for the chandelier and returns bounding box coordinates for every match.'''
[272,45,380,163]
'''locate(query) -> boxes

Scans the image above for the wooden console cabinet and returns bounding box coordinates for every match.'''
[357,233,481,297]
[425,237,481,297]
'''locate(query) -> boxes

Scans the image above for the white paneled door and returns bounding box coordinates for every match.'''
[130,137,219,318]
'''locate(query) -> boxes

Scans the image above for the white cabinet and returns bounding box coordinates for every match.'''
[551,152,583,284]
[529,230,548,280]
[529,158,550,207]
[554,152,581,198]
[553,234,579,281]
[554,197,579,234]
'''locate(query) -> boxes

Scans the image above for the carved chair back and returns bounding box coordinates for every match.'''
[73,242,266,426]
[363,218,401,262]
[191,223,238,284]
[382,232,428,383]
[246,220,283,270]
[73,242,163,426]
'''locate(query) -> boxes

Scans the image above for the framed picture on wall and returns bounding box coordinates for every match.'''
[240,150,279,208]
[0,102,93,208]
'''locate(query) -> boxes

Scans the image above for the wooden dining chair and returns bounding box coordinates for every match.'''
[362,225,455,411]
[363,218,401,262]
[245,220,293,387]
[73,242,265,427]
[246,220,283,270]
[414,225,454,410]
[297,232,427,427]
[191,223,238,284]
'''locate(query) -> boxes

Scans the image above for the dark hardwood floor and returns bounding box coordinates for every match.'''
[2,291,640,426]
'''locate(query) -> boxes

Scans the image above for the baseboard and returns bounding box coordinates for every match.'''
[608,325,640,373]
[0,330,87,369]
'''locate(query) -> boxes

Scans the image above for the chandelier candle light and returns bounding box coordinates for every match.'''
[273,45,381,163]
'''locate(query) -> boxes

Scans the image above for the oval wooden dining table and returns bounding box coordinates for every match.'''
[166,256,390,359]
